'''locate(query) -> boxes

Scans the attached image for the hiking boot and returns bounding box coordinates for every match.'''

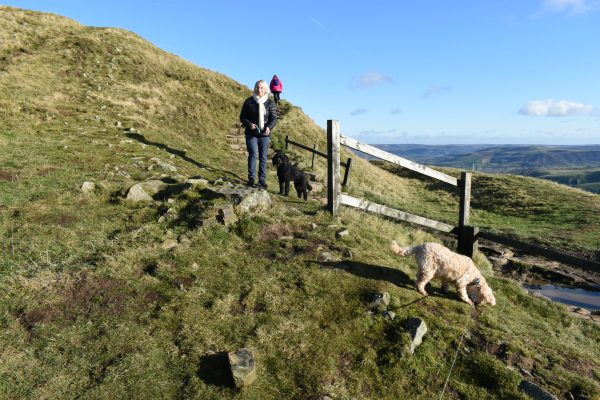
[246,179,255,187]
[258,181,268,190]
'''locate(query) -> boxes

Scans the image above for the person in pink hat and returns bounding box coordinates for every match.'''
[269,74,283,105]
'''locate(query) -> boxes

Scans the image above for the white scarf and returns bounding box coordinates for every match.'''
[252,93,268,130]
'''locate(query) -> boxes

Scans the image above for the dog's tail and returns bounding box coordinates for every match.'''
[390,241,421,257]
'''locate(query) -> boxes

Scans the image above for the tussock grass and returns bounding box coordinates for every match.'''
[1,6,599,399]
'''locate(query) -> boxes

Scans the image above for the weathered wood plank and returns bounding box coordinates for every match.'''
[458,172,471,227]
[339,135,458,186]
[340,194,455,233]
[327,120,341,215]
[479,230,600,273]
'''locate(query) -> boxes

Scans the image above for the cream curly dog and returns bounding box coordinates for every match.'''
[390,241,496,306]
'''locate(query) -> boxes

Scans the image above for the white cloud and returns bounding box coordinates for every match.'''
[518,99,595,116]
[359,129,385,135]
[351,71,394,88]
[542,0,599,14]
[422,85,452,98]
[350,107,368,116]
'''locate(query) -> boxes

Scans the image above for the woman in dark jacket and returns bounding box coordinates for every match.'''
[239,80,277,189]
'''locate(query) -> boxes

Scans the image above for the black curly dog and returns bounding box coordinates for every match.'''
[272,151,313,201]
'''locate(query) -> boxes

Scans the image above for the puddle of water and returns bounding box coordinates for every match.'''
[525,284,600,310]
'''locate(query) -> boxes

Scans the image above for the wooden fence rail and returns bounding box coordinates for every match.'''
[285,135,353,186]
[339,136,458,187]
[478,231,600,273]
[341,194,455,233]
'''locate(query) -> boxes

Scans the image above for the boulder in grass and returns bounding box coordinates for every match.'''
[126,180,166,202]
[228,348,257,388]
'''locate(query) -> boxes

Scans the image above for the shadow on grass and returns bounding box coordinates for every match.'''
[316,260,414,289]
[313,260,454,305]
[197,352,235,388]
[126,132,245,182]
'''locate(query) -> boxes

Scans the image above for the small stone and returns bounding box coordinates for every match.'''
[406,317,428,354]
[228,348,257,388]
[383,310,396,320]
[218,205,238,226]
[81,181,95,194]
[115,121,122,127]
[336,229,349,239]
[370,292,391,310]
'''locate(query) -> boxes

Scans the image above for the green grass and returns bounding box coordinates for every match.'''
[1,6,600,399]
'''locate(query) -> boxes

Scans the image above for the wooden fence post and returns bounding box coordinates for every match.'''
[342,157,352,187]
[285,135,289,150]
[311,144,317,168]
[458,172,478,257]
[327,120,341,215]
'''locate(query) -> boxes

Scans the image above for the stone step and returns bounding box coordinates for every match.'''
[229,127,244,135]
[227,135,246,144]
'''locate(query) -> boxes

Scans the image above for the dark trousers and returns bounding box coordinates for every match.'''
[245,133,270,184]
[273,91,281,104]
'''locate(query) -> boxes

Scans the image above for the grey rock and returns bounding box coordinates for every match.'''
[519,380,559,400]
[201,185,271,216]
[81,181,95,194]
[126,180,166,202]
[406,317,428,354]
[218,205,239,226]
[336,229,349,239]
[370,292,391,310]
[383,310,396,320]
[228,348,257,388]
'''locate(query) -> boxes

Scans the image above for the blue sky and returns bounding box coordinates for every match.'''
[4,0,600,145]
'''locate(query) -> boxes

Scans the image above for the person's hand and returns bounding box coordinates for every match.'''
[264,127,271,135]
[250,123,257,130]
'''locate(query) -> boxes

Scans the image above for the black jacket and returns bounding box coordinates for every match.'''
[239,96,277,136]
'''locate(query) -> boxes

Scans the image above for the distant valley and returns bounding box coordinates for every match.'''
[371,144,600,193]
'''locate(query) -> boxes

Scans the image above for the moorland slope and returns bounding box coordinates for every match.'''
[1,7,599,400]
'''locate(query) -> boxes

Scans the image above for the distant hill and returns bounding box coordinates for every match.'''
[374,144,600,193]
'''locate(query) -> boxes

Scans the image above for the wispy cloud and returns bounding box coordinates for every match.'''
[518,99,596,116]
[310,16,327,29]
[542,0,600,14]
[422,85,452,98]
[359,129,385,135]
[390,108,403,115]
[350,107,368,116]
[350,71,394,88]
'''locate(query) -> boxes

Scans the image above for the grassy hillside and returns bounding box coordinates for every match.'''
[1,7,599,400]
